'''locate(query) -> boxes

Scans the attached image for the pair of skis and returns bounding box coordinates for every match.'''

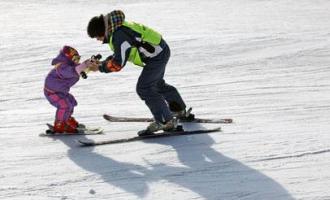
[41,114,233,146]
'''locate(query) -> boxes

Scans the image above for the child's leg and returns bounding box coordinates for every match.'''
[65,93,80,128]
[44,90,75,122]
[66,93,77,117]
[44,90,78,133]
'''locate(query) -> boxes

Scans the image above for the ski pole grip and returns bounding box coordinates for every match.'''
[80,54,102,79]
[81,71,88,79]
[92,54,102,61]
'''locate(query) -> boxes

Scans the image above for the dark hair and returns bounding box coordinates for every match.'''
[87,15,105,38]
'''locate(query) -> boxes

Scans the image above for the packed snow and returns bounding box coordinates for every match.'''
[1,0,330,199]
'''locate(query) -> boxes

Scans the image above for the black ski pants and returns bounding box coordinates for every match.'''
[136,41,186,123]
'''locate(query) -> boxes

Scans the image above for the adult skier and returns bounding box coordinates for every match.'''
[87,10,194,135]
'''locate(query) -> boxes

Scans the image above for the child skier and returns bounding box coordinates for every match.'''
[86,10,194,135]
[44,46,97,133]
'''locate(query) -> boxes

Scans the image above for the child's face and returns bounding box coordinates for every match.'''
[72,55,81,64]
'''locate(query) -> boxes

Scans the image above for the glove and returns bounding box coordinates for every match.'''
[99,55,112,73]
[106,59,122,72]
[104,55,113,62]
[99,56,122,73]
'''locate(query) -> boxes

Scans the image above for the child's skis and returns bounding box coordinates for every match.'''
[39,123,103,137]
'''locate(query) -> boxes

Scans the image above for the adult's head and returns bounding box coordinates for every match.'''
[87,14,106,42]
[87,10,125,43]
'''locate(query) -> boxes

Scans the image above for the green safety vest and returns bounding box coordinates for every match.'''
[108,21,162,66]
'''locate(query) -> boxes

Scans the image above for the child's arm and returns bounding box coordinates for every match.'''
[55,63,79,79]
[55,60,93,79]
[75,59,92,74]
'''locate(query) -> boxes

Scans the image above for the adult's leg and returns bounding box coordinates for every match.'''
[153,45,187,112]
[157,79,186,112]
[136,46,173,123]
[137,67,173,123]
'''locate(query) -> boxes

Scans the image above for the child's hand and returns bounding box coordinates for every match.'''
[76,59,91,74]
[87,61,100,72]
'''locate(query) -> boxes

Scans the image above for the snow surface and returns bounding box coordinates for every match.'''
[1,0,330,199]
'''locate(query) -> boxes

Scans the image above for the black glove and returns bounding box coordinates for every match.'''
[99,55,114,73]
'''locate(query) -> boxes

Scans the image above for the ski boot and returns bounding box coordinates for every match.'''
[46,120,78,134]
[67,117,86,129]
[65,118,79,134]
[138,118,183,137]
[53,120,66,133]
[173,107,195,122]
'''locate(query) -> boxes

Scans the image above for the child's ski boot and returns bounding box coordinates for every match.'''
[52,120,78,134]
[53,120,66,133]
[67,117,86,129]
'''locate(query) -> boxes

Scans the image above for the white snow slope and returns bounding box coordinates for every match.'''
[1,0,330,199]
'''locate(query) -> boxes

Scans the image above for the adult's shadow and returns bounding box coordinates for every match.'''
[141,123,294,199]
[56,125,294,199]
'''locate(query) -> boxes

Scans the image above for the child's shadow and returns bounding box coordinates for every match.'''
[57,125,294,199]
[57,136,150,196]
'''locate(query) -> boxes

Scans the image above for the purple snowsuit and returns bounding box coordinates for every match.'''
[44,52,80,122]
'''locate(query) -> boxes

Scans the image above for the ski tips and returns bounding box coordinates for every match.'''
[76,139,94,147]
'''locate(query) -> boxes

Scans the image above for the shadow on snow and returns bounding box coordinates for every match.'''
[57,123,293,200]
